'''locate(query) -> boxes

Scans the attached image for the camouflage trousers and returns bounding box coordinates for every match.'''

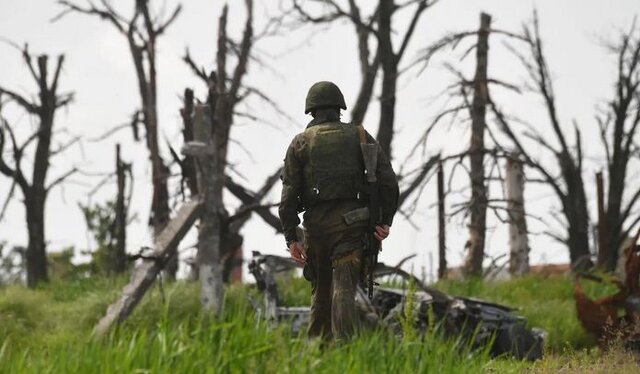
[304,226,366,341]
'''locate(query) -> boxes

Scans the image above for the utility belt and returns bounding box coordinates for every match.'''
[342,206,369,226]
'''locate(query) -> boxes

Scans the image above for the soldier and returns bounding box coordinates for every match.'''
[279,81,399,340]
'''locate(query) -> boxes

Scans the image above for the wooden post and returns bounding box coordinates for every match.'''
[437,161,447,280]
[596,172,608,268]
[114,144,127,274]
[463,12,491,277]
[190,104,224,313]
[506,153,529,276]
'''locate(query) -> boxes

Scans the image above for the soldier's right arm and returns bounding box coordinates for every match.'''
[279,134,305,245]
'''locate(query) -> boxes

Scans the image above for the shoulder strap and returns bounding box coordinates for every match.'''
[356,124,367,145]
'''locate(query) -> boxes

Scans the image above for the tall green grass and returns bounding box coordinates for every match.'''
[0,273,624,373]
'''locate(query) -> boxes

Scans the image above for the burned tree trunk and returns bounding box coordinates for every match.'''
[191,105,224,312]
[463,13,491,277]
[437,161,447,280]
[25,197,47,286]
[506,153,529,276]
[377,0,397,158]
[114,144,127,274]
[596,172,608,268]
[179,88,198,197]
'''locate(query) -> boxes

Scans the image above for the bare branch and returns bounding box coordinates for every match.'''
[229,0,254,101]
[155,4,182,36]
[396,0,429,61]
[183,50,209,83]
[0,179,15,222]
[0,87,38,113]
[50,136,81,156]
[55,0,127,33]
[46,167,78,193]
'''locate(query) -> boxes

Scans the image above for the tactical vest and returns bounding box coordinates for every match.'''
[301,122,366,207]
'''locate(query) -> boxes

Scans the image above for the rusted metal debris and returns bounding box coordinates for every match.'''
[575,230,640,349]
[248,251,545,361]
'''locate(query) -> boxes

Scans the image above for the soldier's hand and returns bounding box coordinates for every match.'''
[288,241,307,265]
[374,225,390,241]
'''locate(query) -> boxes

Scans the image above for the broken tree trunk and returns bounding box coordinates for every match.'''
[437,161,447,280]
[506,153,529,276]
[596,172,608,268]
[463,12,491,277]
[114,144,127,274]
[94,199,201,335]
[189,104,224,313]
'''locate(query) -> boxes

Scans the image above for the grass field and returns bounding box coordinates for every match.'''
[0,274,638,373]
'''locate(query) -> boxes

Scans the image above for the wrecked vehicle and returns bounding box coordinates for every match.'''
[248,251,545,361]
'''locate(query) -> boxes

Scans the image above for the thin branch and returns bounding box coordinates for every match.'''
[46,167,78,193]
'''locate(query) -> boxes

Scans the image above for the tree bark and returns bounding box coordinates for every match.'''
[564,167,592,270]
[114,144,127,274]
[463,13,491,277]
[506,153,529,276]
[437,161,447,280]
[596,172,608,268]
[25,197,47,287]
[376,0,397,158]
[193,104,224,313]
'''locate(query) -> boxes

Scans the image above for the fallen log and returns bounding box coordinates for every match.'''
[94,199,202,335]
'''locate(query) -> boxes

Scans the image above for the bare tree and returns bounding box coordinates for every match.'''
[56,0,181,277]
[491,13,592,270]
[410,13,499,276]
[596,22,640,271]
[179,0,294,287]
[0,47,75,287]
[184,0,255,310]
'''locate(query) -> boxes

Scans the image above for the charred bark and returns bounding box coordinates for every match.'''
[596,172,608,268]
[114,144,127,274]
[376,0,397,157]
[506,153,529,276]
[463,13,491,277]
[437,161,447,280]
[191,104,224,312]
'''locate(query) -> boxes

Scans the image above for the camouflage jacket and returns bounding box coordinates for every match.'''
[279,114,399,245]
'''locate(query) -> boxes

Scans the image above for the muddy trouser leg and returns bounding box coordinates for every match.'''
[307,234,332,339]
[331,228,366,341]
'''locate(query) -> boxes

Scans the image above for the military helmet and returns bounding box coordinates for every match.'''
[304,81,347,114]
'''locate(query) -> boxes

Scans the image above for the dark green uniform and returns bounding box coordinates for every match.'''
[279,109,399,340]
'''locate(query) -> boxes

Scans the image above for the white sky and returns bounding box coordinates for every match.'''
[1,0,639,281]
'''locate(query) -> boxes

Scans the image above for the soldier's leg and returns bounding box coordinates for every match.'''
[330,229,365,340]
[307,234,333,339]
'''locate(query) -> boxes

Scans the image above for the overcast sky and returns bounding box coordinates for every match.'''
[1,0,639,280]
